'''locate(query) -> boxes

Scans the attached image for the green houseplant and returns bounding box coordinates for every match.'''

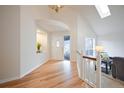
[37,42,42,53]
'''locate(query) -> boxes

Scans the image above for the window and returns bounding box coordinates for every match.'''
[56,41,60,47]
[36,29,47,53]
[85,38,96,56]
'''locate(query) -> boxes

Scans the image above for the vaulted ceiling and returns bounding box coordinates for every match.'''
[70,5,124,36]
[36,18,70,32]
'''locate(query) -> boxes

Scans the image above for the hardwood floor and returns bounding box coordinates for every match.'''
[0,60,89,88]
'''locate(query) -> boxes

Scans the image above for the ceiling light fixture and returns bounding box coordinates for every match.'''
[95,5,111,19]
[49,5,64,13]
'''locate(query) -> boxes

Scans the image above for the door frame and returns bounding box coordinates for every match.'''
[63,35,71,61]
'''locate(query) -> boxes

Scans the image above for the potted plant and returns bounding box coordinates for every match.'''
[37,42,42,53]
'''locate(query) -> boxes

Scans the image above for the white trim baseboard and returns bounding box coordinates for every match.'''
[20,61,46,78]
[0,76,20,84]
[0,59,50,84]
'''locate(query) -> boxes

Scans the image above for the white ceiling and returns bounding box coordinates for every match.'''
[70,5,124,36]
[36,19,70,32]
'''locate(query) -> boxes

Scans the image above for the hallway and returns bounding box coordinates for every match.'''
[0,60,87,88]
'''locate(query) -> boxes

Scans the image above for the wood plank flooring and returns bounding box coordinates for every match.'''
[0,60,89,88]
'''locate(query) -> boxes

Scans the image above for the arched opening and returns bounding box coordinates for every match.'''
[36,18,71,61]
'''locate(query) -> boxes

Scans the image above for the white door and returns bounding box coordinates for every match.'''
[51,34,64,60]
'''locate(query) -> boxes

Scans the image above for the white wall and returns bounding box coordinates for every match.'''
[0,6,20,82]
[98,32,124,57]
[20,6,50,77]
[0,6,51,82]
[77,15,96,53]
[77,15,96,79]
[50,31,70,60]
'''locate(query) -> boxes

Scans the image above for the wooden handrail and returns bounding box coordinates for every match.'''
[83,56,97,61]
[77,50,97,61]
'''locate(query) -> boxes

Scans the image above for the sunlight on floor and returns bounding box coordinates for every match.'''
[62,60,72,75]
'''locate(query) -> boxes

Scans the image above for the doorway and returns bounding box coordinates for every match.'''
[64,35,70,61]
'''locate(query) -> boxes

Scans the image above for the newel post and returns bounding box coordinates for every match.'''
[96,51,101,88]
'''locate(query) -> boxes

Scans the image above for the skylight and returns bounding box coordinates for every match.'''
[95,5,111,19]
